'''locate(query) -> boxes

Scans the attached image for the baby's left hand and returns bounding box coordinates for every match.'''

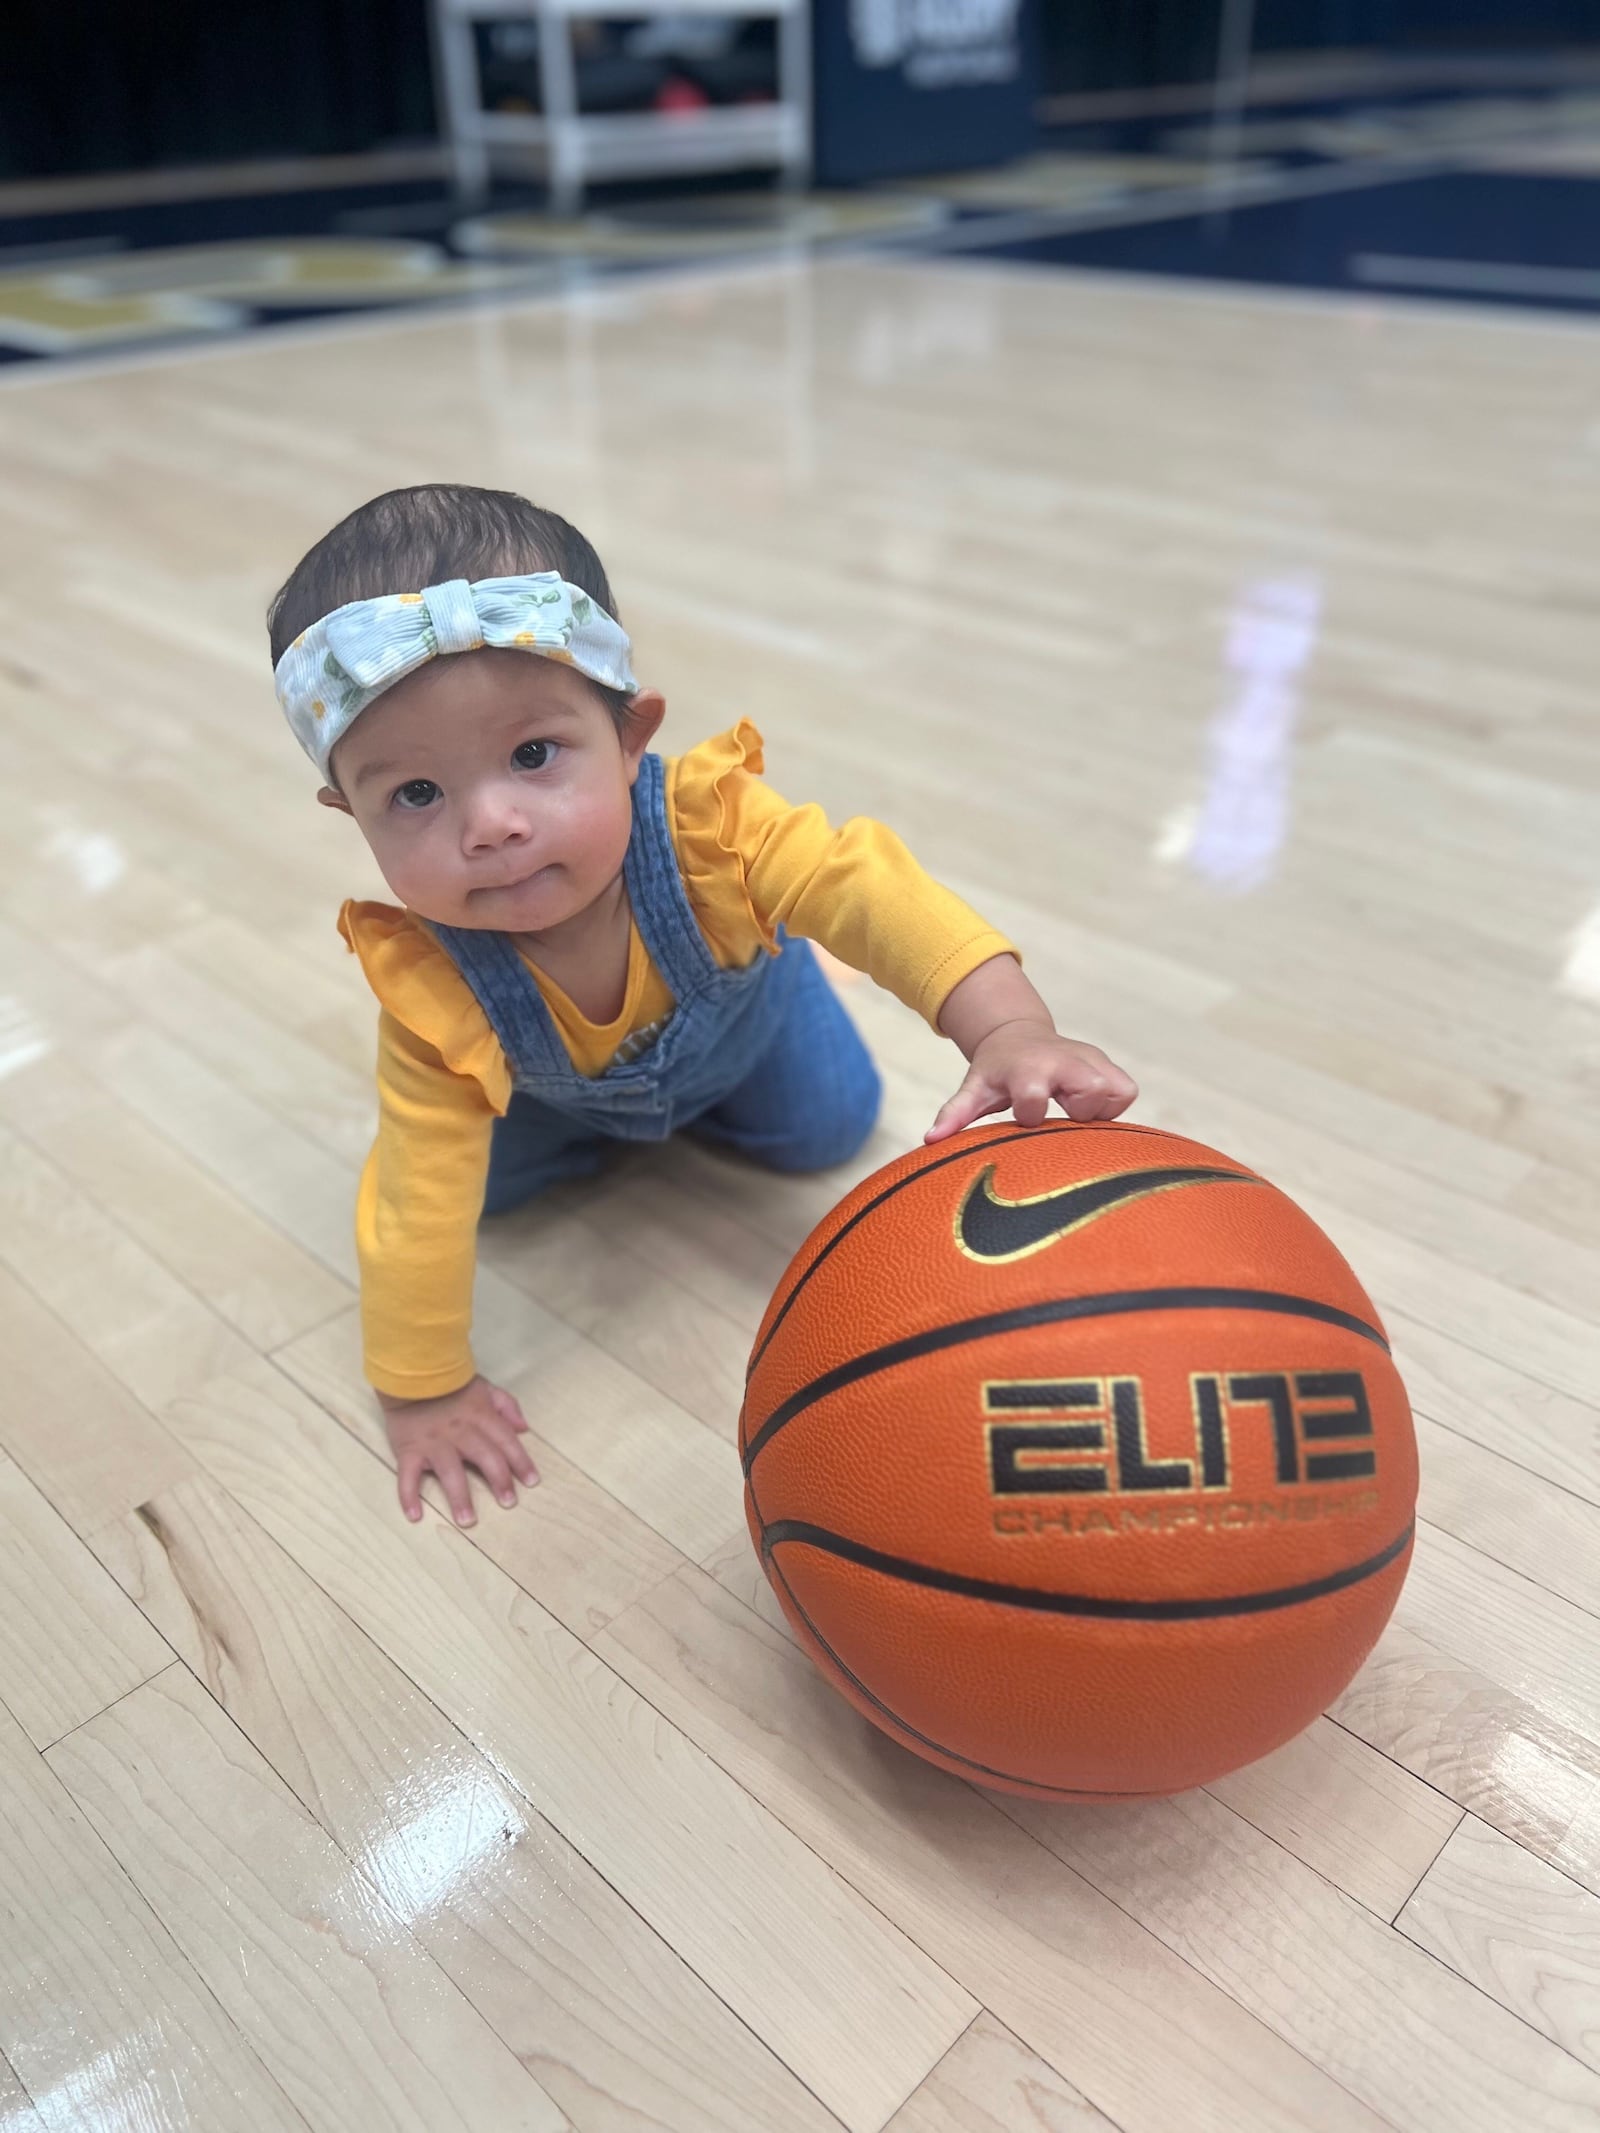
[925,1026,1138,1143]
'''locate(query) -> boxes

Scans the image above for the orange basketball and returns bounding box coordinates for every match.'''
[740,1119,1417,1799]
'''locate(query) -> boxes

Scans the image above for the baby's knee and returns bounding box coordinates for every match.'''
[766,1066,882,1174]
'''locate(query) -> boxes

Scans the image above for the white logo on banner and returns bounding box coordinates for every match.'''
[849,0,1021,87]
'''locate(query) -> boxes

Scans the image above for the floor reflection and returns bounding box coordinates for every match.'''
[1158,572,1320,894]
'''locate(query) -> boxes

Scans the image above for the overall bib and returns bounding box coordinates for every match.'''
[428,749,883,1215]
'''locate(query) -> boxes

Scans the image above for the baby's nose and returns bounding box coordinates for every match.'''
[463,792,533,850]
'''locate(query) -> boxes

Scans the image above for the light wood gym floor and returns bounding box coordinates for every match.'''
[0,251,1598,2133]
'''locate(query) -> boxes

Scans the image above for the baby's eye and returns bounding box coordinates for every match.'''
[513,739,555,771]
[393,779,441,811]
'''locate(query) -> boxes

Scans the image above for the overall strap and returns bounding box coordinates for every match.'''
[422,924,569,1080]
[620,749,721,1003]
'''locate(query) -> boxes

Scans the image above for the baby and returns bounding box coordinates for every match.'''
[271,484,1137,1526]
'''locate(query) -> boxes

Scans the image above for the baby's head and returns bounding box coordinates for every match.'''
[270,484,664,933]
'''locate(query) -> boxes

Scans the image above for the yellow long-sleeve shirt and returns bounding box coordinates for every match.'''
[342,719,1016,1397]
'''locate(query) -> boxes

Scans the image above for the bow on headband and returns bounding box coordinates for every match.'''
[274,573,638,781]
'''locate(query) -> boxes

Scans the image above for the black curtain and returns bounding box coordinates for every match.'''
[2,0,437,180]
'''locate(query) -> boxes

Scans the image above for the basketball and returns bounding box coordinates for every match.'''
[740,1119,1418,1799]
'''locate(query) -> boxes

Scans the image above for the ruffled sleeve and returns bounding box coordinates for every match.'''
[666,719,786,969]
[338,900,513,1115]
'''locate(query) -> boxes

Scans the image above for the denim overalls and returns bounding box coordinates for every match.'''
[429,748,883,1215]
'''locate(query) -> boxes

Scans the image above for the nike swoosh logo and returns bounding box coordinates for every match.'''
[955,1163,1257,1264]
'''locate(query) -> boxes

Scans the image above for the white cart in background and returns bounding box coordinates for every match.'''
[429,0,811,211]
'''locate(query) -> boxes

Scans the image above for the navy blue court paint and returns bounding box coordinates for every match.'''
[965,170,1600,316]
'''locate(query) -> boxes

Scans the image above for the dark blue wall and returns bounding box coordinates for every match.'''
[1256,0,1599,43]
[813,0,1039,185]
[1042,0,1600,95]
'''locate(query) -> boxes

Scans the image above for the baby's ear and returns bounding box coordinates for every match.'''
[622,688,667,775]
[317,785,354,815]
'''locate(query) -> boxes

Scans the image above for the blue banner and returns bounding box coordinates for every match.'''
[814,0,1038,184]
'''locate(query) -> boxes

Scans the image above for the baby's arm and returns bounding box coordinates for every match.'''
[363,1011,540,1525]
[727,774,1137,1136]
[927,952,1137,1142]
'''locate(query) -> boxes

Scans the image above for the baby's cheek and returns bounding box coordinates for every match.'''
[364,822,453,914]
[567,787,633,878]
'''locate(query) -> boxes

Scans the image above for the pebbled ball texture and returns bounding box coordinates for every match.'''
[740,1120,1417,1799]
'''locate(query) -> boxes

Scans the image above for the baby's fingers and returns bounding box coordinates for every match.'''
[1068,1068,1137,1121]
[925,1076,1001,1144]
[1052,1055,1127,1123]
[488,1384,529,1433]
[1059,1080,1109,1122]
[430,1449,478,1528]
[1104,1066,1139,1115]
[499,1429,541,1489]
[463,1432,519,1511]
[1008,1081,1053,1128]
[1093,1079,1138,1120]
[396,1452,428,1524]
[1059,1046,1137,1118]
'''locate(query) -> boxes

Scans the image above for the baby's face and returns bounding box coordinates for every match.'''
[326,648,662,932]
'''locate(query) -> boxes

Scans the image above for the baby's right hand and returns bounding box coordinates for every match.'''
[378,1376,541,1527]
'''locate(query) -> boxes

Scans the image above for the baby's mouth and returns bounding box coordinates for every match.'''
[477,862,555,895]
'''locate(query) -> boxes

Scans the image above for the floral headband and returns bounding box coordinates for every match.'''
[274,572,638,781]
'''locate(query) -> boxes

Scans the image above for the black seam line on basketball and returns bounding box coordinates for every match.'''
[763,1519,1415,1622]
[742,1120,1221,1395]
[743,1122,1086,1394]
[741,1286,1391,1475]
[758,1522,1171,1800]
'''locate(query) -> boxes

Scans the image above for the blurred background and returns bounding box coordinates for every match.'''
[6,0,1600,363]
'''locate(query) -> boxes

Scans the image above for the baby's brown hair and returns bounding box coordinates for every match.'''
[267,483,635,727]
